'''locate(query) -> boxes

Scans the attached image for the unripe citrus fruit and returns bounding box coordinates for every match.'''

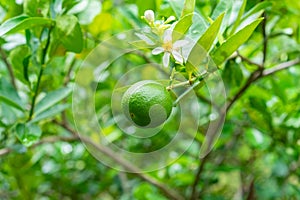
[122,81,173,128]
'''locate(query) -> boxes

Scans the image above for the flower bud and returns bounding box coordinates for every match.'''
[144,10,155,22]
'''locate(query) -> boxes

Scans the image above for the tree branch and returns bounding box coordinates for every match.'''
[190,155,209,200]
[189,56,299,198]
[55,121,185,200]
[262,59,300,77]
[237,51,263,68]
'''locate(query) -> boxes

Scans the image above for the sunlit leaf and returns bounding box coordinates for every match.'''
[173,13,193,41]
[0,15,54,37]
[53,15,83,53]
[15,123,42,147]
[31,104,70,123]
[197,12,224,52]
[0,78,25,111]
[211,18,263,66]
[181,0,195,17]
[34,87,72,115]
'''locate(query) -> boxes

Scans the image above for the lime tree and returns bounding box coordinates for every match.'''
[122,81,174,128]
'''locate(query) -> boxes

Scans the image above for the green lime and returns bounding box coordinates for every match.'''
[122,81,174,128]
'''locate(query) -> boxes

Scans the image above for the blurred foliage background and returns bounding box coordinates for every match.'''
[0,0,300,199]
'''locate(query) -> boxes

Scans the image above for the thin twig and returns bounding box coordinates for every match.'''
[28,27,52,121]
[226,70,261,111]
[54,121,185,200]
[237,51,263,68]
[190,58,299,197]
[262,59,300,77]
[261,10,268,67]
[0,47,17,89]
[190,155,209,200]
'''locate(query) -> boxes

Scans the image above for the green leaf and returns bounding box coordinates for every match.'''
[8,45,31,84]
[67,0,102,25]
[34,87,71,115]
[169,0,184,18]
[184,13,224,80]
[24,0,50,17]
[241,1,272,23]
[181,0,195,17]
[172,13,193,41]
[15,123,42,147]
[53,15,83,53]
[0,15,54,37]
[31,104,70,123]
[211,0,233,20]
[222,60,243,90]
[0,78,25,111]
[211,18,263,66]
[230,0,247,34]
[197,12,224,52]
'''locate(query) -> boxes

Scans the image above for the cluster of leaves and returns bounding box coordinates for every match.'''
[0,0,299,199]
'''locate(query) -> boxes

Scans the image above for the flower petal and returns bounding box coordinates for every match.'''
[152,47,164,55]
[163,30,172,43]
[172,50,183,64]
[163,52,170,67]
[173,40,189,48]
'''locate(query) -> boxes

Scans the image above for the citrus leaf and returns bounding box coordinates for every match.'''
[54,15,83,53]
[184,13,224,80]
[197,12,224,52]
[15,123,42,147]
[169,0,184,18]
[31,104,70,123]
[34,87,71,116]
[211,18,263,66]
[0,15,54,37]
[181,0,195,17]
[173,13,193,41]
[230,0,247,34]
[0,78,25,111]
[24,0,50,17]
[241,1,272,22]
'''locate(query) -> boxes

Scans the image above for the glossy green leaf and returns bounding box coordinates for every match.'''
[0,15,54,37]
[169,0,184,18]
[211,18,263,66]
[172,13,193,41]
[31,104,70,123]
[241,1,272,22]
[181,0,195,17]
[0,78,25,111]
[53,15,83,53]
[211,0,233,20]
[184,13,224,80]
[8,45,31,84]
[67,0,102,25]
[197,12,224,52]
[15,123,42,147]
[230,0,247,34]
[34,87,72,115]
[24,0,50,17]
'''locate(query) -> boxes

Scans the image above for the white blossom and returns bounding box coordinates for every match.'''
[144,10,155,23]
[152,30,189,67]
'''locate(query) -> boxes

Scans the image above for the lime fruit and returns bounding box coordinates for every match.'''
[122,81,174,128]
